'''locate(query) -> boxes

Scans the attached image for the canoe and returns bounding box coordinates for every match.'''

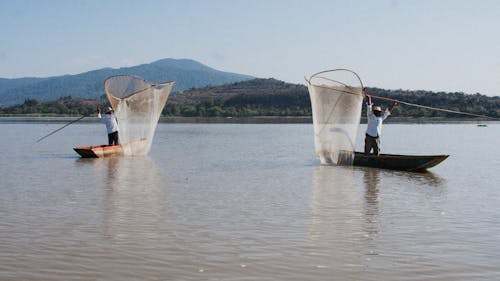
[73,145,123,158]
[353,152,448,172]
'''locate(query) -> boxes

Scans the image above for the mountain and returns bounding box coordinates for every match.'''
[0,58,253,106]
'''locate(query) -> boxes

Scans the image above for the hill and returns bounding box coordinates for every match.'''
[165,78,310,116]
[365,88,500,119]
[0,58,253,106]
[164,80,500,118]
[2,77,499,120]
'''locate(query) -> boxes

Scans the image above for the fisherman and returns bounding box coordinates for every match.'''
[364,93,397,155]
[97,106,120,146]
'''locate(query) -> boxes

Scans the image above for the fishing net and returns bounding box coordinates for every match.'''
[104,75,174,156]
[305,69,364,165]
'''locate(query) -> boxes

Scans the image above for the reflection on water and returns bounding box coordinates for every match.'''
[309,165,449,280]
[309,165,366,275]
[380,168,446,187]
[101,156,165,242]
[74,156,173,280]
[362,167,380,241]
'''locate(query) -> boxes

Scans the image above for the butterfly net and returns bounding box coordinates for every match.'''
[104,75,174,156]
[306,69,364,165]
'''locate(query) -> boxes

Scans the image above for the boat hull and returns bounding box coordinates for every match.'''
[353,152,448,172]
[74,145,123,158]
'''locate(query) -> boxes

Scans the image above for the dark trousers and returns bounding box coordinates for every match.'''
[364,134,380,155]
[108,131,119,146]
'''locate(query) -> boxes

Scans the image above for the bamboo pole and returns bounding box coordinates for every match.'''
[367,94,498,120]
[35,115,87,143]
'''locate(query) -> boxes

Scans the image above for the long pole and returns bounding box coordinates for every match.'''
[35,115,87,143]
[368,94,498,120]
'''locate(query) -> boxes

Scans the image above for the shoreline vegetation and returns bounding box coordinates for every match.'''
[1,78,499,122]
[0,115,495,124]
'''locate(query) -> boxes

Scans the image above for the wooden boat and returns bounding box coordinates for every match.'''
[74,145,123,158]
[353,152,448,172]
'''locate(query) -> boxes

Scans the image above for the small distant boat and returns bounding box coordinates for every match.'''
[477,124,487,127]
[353,152,448,172]
[74,145,123,158]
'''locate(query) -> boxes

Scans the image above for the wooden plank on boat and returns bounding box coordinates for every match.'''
[353,152,448,172]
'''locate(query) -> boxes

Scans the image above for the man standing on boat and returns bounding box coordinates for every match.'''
[97,107,120,146]
[364,92,397,155]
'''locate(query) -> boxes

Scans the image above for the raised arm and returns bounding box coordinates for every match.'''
[388,101,398,112]
[365,95,373,117]
[366,95,372,106]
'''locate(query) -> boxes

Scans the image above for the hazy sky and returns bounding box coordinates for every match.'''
[1,0,499,96]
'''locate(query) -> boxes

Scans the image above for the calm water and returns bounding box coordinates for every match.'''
[1,121,499,280]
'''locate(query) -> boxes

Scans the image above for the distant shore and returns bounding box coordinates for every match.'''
[0,115,495,124]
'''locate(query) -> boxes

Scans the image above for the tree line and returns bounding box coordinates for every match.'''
[1,79,499,119]
[364,88,500,119]
[0,95,312,117]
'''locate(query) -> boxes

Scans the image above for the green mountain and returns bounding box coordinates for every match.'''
[0,58,253,106]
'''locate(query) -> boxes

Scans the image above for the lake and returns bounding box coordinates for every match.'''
[1,121,499,280]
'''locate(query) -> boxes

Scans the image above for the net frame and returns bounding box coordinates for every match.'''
[305,69,364,165]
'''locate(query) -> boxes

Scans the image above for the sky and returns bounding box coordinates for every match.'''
[1,0,499,96]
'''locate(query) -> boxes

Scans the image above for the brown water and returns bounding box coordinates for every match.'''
[1,122,499,280]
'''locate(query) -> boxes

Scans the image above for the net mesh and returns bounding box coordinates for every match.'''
[306,69,364,165]
[104,75,174,156]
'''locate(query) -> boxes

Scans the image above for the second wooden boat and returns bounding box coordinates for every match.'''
[353,152,448,172]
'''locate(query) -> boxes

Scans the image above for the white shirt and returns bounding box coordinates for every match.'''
[365,104,390,138]
[98,112,119,134]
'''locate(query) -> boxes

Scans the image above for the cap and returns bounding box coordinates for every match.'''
[373,106,382,112]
